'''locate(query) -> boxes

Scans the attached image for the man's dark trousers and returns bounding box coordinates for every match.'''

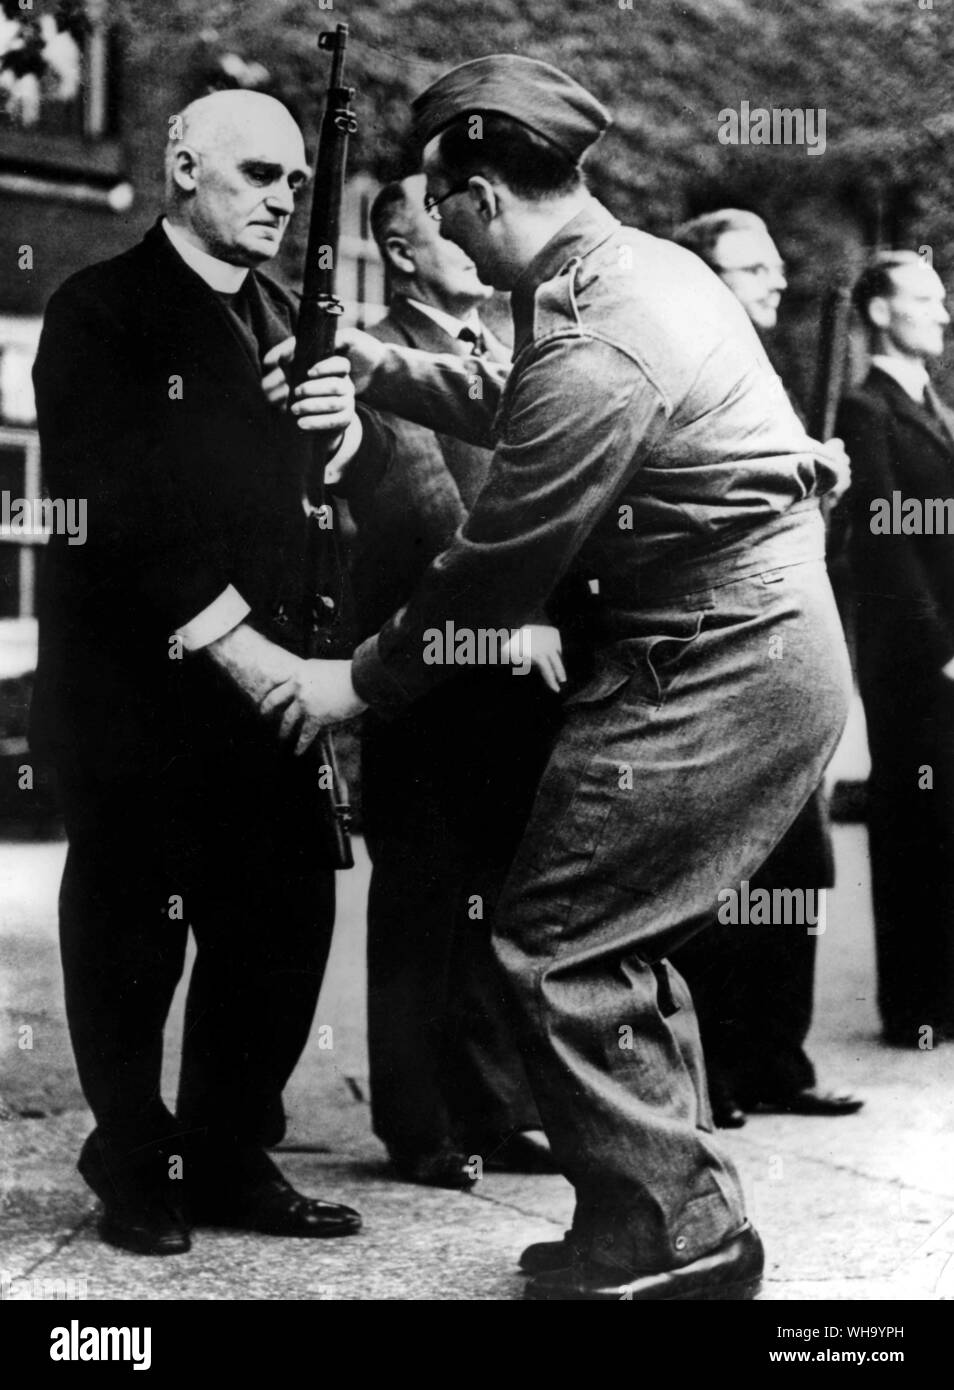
[675,786,834,1103]
[355,298,550,1157]
[57,736,334,1181]
[838,366,954,1040]
[30,222,389,1197]
[363,675,556,1155]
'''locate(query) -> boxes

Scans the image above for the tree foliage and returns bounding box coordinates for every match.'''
[63,0,954,390]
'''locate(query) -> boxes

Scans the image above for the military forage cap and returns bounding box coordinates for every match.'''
[411,54,612,164]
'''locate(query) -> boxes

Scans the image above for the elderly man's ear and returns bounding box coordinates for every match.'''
[170,145,201,194]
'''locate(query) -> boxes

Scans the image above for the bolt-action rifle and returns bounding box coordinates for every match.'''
[288,21,358,870]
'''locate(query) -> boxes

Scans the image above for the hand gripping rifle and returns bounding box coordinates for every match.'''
[288,21,358,870]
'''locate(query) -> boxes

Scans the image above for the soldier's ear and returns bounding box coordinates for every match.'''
[170,145,201,194]
[468,177,498,223]
[384,236,415,277]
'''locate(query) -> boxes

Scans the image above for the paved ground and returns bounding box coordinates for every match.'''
[1,704,953,1302]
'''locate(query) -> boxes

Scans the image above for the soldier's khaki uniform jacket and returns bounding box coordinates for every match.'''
[352,199,838,712]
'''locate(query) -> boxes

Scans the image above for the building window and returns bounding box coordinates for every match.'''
[0,317,41,621]
[0,0,131,211]
[0,427,43,621]
[339,174,387,329]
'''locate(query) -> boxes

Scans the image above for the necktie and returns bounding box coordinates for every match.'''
[457,324,488,357]
[923,383,954,449]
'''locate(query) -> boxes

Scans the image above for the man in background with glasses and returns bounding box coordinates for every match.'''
[679,208,788,332]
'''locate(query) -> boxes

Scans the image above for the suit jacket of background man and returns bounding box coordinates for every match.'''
[837,365,954,690]
[31,221,391,782]
[348,296,510,637]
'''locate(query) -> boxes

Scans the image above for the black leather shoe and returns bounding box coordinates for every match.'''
[389,1146,479,1189]
[525,1222,764,1301]
[78,1131,191,1256]
[755,1086,863,1116]
[190,1149,361,1237]
[519,1232,575,1274]
[192,1184,362,1237]
[481,1129,560,1175]
[98,1197,191,1257]
[709,1074,747,1129]
[712,1097,747,1128]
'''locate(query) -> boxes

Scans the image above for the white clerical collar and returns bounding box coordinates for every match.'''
[871,354,930,405]
[162,218,249,294]
[405,297,482,342]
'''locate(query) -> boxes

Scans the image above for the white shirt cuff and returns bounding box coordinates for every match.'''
[175,585,251,652]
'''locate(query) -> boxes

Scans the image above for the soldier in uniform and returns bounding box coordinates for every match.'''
[265,57,852,1300]
[31,91,388,1255]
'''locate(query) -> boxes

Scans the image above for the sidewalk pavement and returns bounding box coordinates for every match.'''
[2,802,953,1301]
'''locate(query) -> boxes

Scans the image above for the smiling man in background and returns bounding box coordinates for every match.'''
[679,208,788,331]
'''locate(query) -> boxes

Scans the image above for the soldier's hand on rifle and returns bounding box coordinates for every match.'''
[293,354,356,434]
[260,658,368,756]
[336,326,386,395]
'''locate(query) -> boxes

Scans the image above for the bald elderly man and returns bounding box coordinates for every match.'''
[31,91,389,1254]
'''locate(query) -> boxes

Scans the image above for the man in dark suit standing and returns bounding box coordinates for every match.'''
[31,90,388,1254]
[672,209,862,1124]
[353,177,559,1185]
[837,250,954,1047]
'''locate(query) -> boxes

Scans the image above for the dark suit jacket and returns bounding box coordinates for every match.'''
[837,366,954,687]
[349,298,509,636]
[351,299,563,849]
[31,221,389,779]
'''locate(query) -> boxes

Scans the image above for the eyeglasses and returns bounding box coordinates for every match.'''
[424,182,471,221]
[714,261,787,279]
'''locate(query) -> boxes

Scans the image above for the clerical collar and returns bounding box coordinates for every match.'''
[162,218,249,294]
[405,297,482,341]
[871,354,930,405]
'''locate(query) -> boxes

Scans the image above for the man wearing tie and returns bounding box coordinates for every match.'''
[352,176,560,1186]
[837,250,954,1045]
[672,209,861,1124]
